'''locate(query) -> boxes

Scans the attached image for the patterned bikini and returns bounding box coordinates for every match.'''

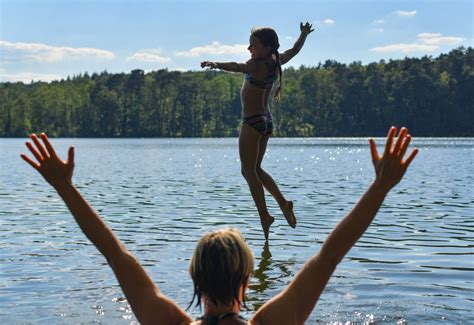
[242,72,277,136]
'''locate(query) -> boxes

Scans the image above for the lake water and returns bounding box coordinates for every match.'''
[0,137,473,324]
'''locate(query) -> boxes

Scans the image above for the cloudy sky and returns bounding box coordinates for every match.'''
[0,0,472,82]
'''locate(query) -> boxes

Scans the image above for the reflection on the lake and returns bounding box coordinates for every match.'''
[1,137,473,323]
[248,241,296,311]
[250,241,273,294]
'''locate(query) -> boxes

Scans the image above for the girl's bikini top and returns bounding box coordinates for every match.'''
[244,58,277,90]
[244,73,277,89]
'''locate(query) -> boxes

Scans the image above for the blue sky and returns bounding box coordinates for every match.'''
[0,0,472,82]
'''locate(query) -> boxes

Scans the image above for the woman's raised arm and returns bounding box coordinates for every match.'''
[252,127,418,324]
[21,133,191,324]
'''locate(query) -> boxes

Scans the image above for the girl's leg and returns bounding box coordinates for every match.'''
[256,135,297,228]
[239,124,274,239]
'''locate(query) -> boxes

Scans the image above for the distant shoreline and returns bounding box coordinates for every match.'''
[1,47,472,138]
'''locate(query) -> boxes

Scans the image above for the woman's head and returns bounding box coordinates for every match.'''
[189,228,254,309]
[249,27,283,99]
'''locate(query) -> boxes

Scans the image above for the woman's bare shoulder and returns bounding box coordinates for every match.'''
[249,315,263,325]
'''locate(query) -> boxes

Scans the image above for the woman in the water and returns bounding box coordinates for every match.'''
[21,127,417,324]
[201,22,314,239]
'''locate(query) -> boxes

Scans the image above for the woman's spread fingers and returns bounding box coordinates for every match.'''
[399,134,411,159]
[404,148,419,167]
[369,138,379,162]
[383,127,396,156]
[30,134,49,159]
[40,133,58,158]
[67,146,75,166]
[393,127,407,155]
[26,141,44,163]
[21,154,40,170]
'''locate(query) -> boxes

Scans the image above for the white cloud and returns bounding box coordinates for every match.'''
[418,33,465,46]
[371,43,438,53]
[172,67,188,72]
[373,28,384,32]
[373,19,385,24]
[176,41,247,57]
[322,19,335,25]
[127,49,171,63]
[395,10,417,17]
[0,71,63,83]
[0,40,115,63]
[371,32,465,54]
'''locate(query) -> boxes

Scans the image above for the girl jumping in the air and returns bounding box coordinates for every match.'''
[201,22,314,239]
[20,127,418,324]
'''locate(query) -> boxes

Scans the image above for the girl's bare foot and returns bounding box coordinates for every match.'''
[282,201,297,228]
[260,214,275,240]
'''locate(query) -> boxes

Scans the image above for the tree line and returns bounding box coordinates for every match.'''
[0,47,472,137]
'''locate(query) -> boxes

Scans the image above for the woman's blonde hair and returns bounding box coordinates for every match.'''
[189,228,254,309]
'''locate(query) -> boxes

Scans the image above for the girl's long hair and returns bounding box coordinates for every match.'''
[251,27,283,100]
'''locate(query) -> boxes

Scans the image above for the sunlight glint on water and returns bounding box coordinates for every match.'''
[0,138,473,323]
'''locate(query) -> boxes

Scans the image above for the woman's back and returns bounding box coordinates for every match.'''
[191,312,248,325]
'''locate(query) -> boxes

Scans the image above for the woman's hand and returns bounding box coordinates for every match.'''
[21,133,75,189]
[200,61,218,69]
[369,127,418,192]
[300,21,315,35]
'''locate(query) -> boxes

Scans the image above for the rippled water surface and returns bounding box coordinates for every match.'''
[1,137,473,324]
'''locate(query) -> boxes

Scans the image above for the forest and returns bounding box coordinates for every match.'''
[0,47,472,137]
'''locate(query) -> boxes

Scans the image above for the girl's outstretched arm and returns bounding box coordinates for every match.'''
[252,127,418,324]
[201,59,257,74]
[280,21,314,65]
[21,133,192,325]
